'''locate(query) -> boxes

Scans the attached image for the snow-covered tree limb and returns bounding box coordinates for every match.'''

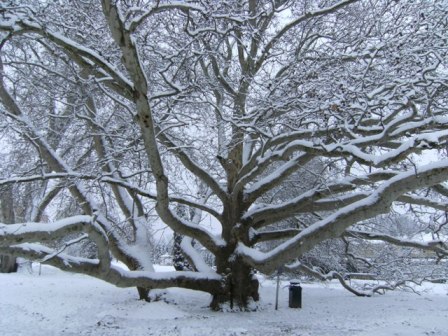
[0,244,222,294]
[344,230,448,256]
[238,161,448,273]
[100,0,225,254]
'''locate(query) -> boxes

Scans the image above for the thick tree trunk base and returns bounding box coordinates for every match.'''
[210,277,259,311]
[210,257,260,311]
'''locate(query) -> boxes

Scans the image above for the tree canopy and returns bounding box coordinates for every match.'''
[1,0,448,310]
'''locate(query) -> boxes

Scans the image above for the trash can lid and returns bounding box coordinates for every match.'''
[289,279,300,285]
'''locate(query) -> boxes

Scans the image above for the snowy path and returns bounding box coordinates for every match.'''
[0,266,447,335]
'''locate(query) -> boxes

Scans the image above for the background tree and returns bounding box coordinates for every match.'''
[1,0,448,311]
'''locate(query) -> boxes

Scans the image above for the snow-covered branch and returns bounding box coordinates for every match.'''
[156,131,227,202]
[243,170,400,228]
[238,161,448,273]
[101,177,222,222]
[0,18,134,98]
[101,0,224,254]
[255,0,360,73]
[0,244,222,294]
[127,2,206,32]
[0,216,92,246]
[250,228,301,244]
[344,230,448,256]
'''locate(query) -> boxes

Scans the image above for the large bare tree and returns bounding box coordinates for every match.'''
[1,0,448,310]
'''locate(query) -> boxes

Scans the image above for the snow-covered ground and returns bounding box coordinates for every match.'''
[1,264,447,336]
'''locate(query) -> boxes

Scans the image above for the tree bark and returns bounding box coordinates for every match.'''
[210,255,259,311]
[0,255,18,273]
[137,287,150,301]
[0,185,17,273]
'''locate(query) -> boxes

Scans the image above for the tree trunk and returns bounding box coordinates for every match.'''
[137,287,150,301]
[0,255,18,273]
[210,255,259,311]
[0,186,18,273]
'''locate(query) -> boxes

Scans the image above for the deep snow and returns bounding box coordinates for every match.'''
[0,264,447,336]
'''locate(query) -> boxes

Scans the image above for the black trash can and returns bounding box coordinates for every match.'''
[288,281,302,308]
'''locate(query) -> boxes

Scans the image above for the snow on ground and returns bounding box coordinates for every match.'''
[1,264,447,336]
